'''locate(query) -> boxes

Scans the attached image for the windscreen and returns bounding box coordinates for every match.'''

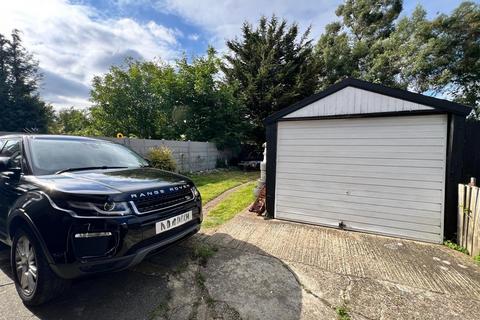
[29,138,148,175]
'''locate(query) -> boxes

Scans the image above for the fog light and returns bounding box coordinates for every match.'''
[74,232,113,238]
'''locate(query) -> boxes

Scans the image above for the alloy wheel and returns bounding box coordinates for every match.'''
[14,235,38,296]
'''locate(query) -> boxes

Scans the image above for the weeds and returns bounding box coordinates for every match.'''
[206,296,215,307]
[335,305,351,320]
[192,244,218,266]
[444,240,469,254]
[172,261,189,274]
[196,272,206,290]
[148,300,170,320]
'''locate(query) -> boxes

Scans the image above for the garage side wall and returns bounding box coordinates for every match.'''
[266,123,278,218]
[444,114,466,239]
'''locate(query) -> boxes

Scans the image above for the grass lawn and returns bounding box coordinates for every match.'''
[188,169,259,203]
[202,181,257,229]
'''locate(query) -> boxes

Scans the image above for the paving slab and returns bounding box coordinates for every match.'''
[204,210,480,299]
[0,243,173,320]
[199,210,480,319]
[0,209,479,320]
[204,249,305,320]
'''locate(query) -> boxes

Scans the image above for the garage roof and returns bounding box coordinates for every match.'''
[265,78,472,124]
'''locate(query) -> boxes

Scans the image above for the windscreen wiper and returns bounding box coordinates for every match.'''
[55,166,128,174]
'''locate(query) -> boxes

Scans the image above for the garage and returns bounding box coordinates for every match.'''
[265,78,471,243]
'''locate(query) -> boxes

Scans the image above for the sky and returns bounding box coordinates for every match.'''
[0,0,470,110]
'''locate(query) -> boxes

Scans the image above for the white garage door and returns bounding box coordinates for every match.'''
[275,114,448,243]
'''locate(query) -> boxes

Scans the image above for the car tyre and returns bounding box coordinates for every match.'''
[11,228,70,306]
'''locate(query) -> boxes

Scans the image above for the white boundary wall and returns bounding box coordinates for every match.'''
[105,137,219,172]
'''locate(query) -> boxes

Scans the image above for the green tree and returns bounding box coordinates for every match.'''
[314,0,479,117]
[222,15,318,144]
[176,48,246,150]
[336,0,402,41]
[90,49,245,149]
[90,59,178,139]
[376,2,479,116]
[0,34,10,123]
[50,107,95,135]
[426,2,479,116]
[0,30,50,132]
[315,0,404,90]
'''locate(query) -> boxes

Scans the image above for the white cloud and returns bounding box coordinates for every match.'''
[0,0,182,109]
[188,33,200,41]
[154,0,342,50]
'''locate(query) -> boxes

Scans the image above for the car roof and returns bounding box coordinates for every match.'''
[0,134,109,142]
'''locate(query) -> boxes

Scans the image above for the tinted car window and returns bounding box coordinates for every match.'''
[29,138,148,175]
[0,139,6,152]
[0,140,21,157]
[0,139,22,169]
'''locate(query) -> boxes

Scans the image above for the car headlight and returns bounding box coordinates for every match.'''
[191,186,200,198]
[67,201,132,216]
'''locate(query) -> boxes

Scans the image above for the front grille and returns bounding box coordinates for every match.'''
[131,188,194,214]
[126,219,199,256]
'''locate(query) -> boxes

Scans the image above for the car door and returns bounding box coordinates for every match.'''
[0,138,23,238]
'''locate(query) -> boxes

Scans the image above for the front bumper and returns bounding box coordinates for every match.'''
[43,200,202,279]
[50,222,200,279]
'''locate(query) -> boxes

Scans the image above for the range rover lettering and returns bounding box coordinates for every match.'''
[0,135,202,305]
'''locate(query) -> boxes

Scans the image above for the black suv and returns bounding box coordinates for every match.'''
[0,135,202,305]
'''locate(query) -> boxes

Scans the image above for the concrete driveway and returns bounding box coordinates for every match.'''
[1,210,479,320]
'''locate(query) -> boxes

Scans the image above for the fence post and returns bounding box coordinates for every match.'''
[467,187,479,254]
[188,140,192,172]
[469,177,477,186]
[458,184,465,245]
[463,186,472,248]
[206,142,209,170]
[473,192,480,256]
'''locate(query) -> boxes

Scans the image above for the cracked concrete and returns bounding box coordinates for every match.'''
[199,210,480,320]
[0,209,479,319]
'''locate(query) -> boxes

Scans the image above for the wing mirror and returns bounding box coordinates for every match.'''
[0,157,21,178]
[0,157,10,171]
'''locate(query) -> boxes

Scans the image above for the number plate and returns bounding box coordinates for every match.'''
[155,211,193,234]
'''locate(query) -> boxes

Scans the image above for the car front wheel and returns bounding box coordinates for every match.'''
[11,228,70,306]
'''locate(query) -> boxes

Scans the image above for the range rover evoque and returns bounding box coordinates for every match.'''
[0,135,202,305]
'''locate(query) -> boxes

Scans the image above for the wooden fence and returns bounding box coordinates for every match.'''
[458,182,480,256]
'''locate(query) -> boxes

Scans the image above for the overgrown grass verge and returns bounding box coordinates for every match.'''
[202,181,256,229]
[444,240,469,254]
[188,169,259,203]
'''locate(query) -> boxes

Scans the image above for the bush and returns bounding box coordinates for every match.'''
[147,147,177,172]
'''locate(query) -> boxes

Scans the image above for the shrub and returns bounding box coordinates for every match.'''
[147,147,177,172]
